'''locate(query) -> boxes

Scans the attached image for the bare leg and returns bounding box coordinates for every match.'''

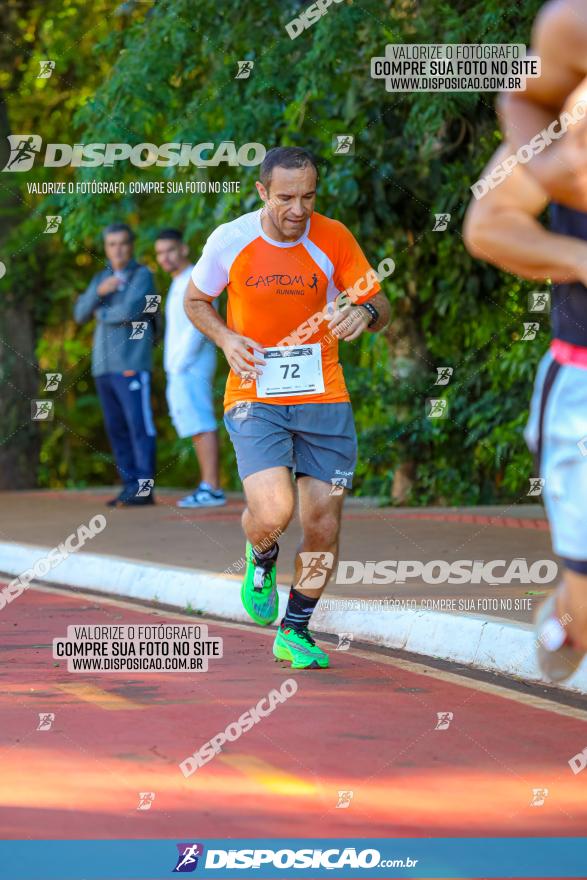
[242,466,295,552]
[294,475,345,598]
[192,430,220,489]
[556,569,587,651]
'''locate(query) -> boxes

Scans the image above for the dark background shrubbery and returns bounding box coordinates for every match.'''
[0,0,546,503]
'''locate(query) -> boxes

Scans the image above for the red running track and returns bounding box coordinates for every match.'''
[0,585,585,851]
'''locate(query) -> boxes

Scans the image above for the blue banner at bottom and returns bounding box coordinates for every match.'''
[0,838,585,879]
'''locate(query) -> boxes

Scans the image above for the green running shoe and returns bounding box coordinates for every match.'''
[241,541,279,626]
[273,623,329,669]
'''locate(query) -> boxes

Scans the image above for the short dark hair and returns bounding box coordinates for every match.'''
[260,147,319,190]
[155,228,183,242]
[103,222,134,242]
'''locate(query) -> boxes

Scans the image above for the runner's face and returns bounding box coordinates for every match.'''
[155,239,188,274]
[259,165,317,240]
[104,232,133,269]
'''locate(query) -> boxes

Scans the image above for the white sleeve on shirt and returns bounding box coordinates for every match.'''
[191,225,229,298]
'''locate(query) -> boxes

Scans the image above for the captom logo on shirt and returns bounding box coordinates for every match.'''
[245,274,305,287]
[245,273,320,296]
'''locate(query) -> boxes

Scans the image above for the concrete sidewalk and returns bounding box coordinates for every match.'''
[1,489,584,694]
[0,489,554,623]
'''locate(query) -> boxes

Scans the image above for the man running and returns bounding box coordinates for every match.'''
[185,147,390,669]
[464,0,587,682]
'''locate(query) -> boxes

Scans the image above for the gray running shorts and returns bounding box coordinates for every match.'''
[224,401,357,489]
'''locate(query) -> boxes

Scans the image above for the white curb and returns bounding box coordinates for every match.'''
[1,540,586,695]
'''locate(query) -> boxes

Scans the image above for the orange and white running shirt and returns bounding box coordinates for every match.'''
[191,209,381,410]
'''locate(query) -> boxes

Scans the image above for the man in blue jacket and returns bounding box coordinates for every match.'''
[74,223,158,507]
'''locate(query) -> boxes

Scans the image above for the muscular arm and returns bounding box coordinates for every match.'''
[463,144,587,285]
[498,0,587,205]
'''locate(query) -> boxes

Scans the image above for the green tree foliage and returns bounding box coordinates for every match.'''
[3,0,547,502]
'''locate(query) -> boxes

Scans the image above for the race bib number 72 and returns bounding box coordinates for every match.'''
[255,344,325,398]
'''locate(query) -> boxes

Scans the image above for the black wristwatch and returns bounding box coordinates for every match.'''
[358,301,379,328]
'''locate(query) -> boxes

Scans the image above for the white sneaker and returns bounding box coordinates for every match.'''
[535,594,585,683]
[177,483,226,508]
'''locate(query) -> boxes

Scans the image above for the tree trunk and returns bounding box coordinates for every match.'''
[0,90,40,488]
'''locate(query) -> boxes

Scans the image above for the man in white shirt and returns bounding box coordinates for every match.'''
[155,228,225,508]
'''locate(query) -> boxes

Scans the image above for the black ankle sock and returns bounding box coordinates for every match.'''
[282,587,319,631]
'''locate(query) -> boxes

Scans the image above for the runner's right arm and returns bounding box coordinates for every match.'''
[463,143,587,285]
[184,278,265,377]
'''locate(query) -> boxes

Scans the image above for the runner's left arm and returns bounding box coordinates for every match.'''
[328,291,391,342]
[329,224,391,340]
[359,291,390,332]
